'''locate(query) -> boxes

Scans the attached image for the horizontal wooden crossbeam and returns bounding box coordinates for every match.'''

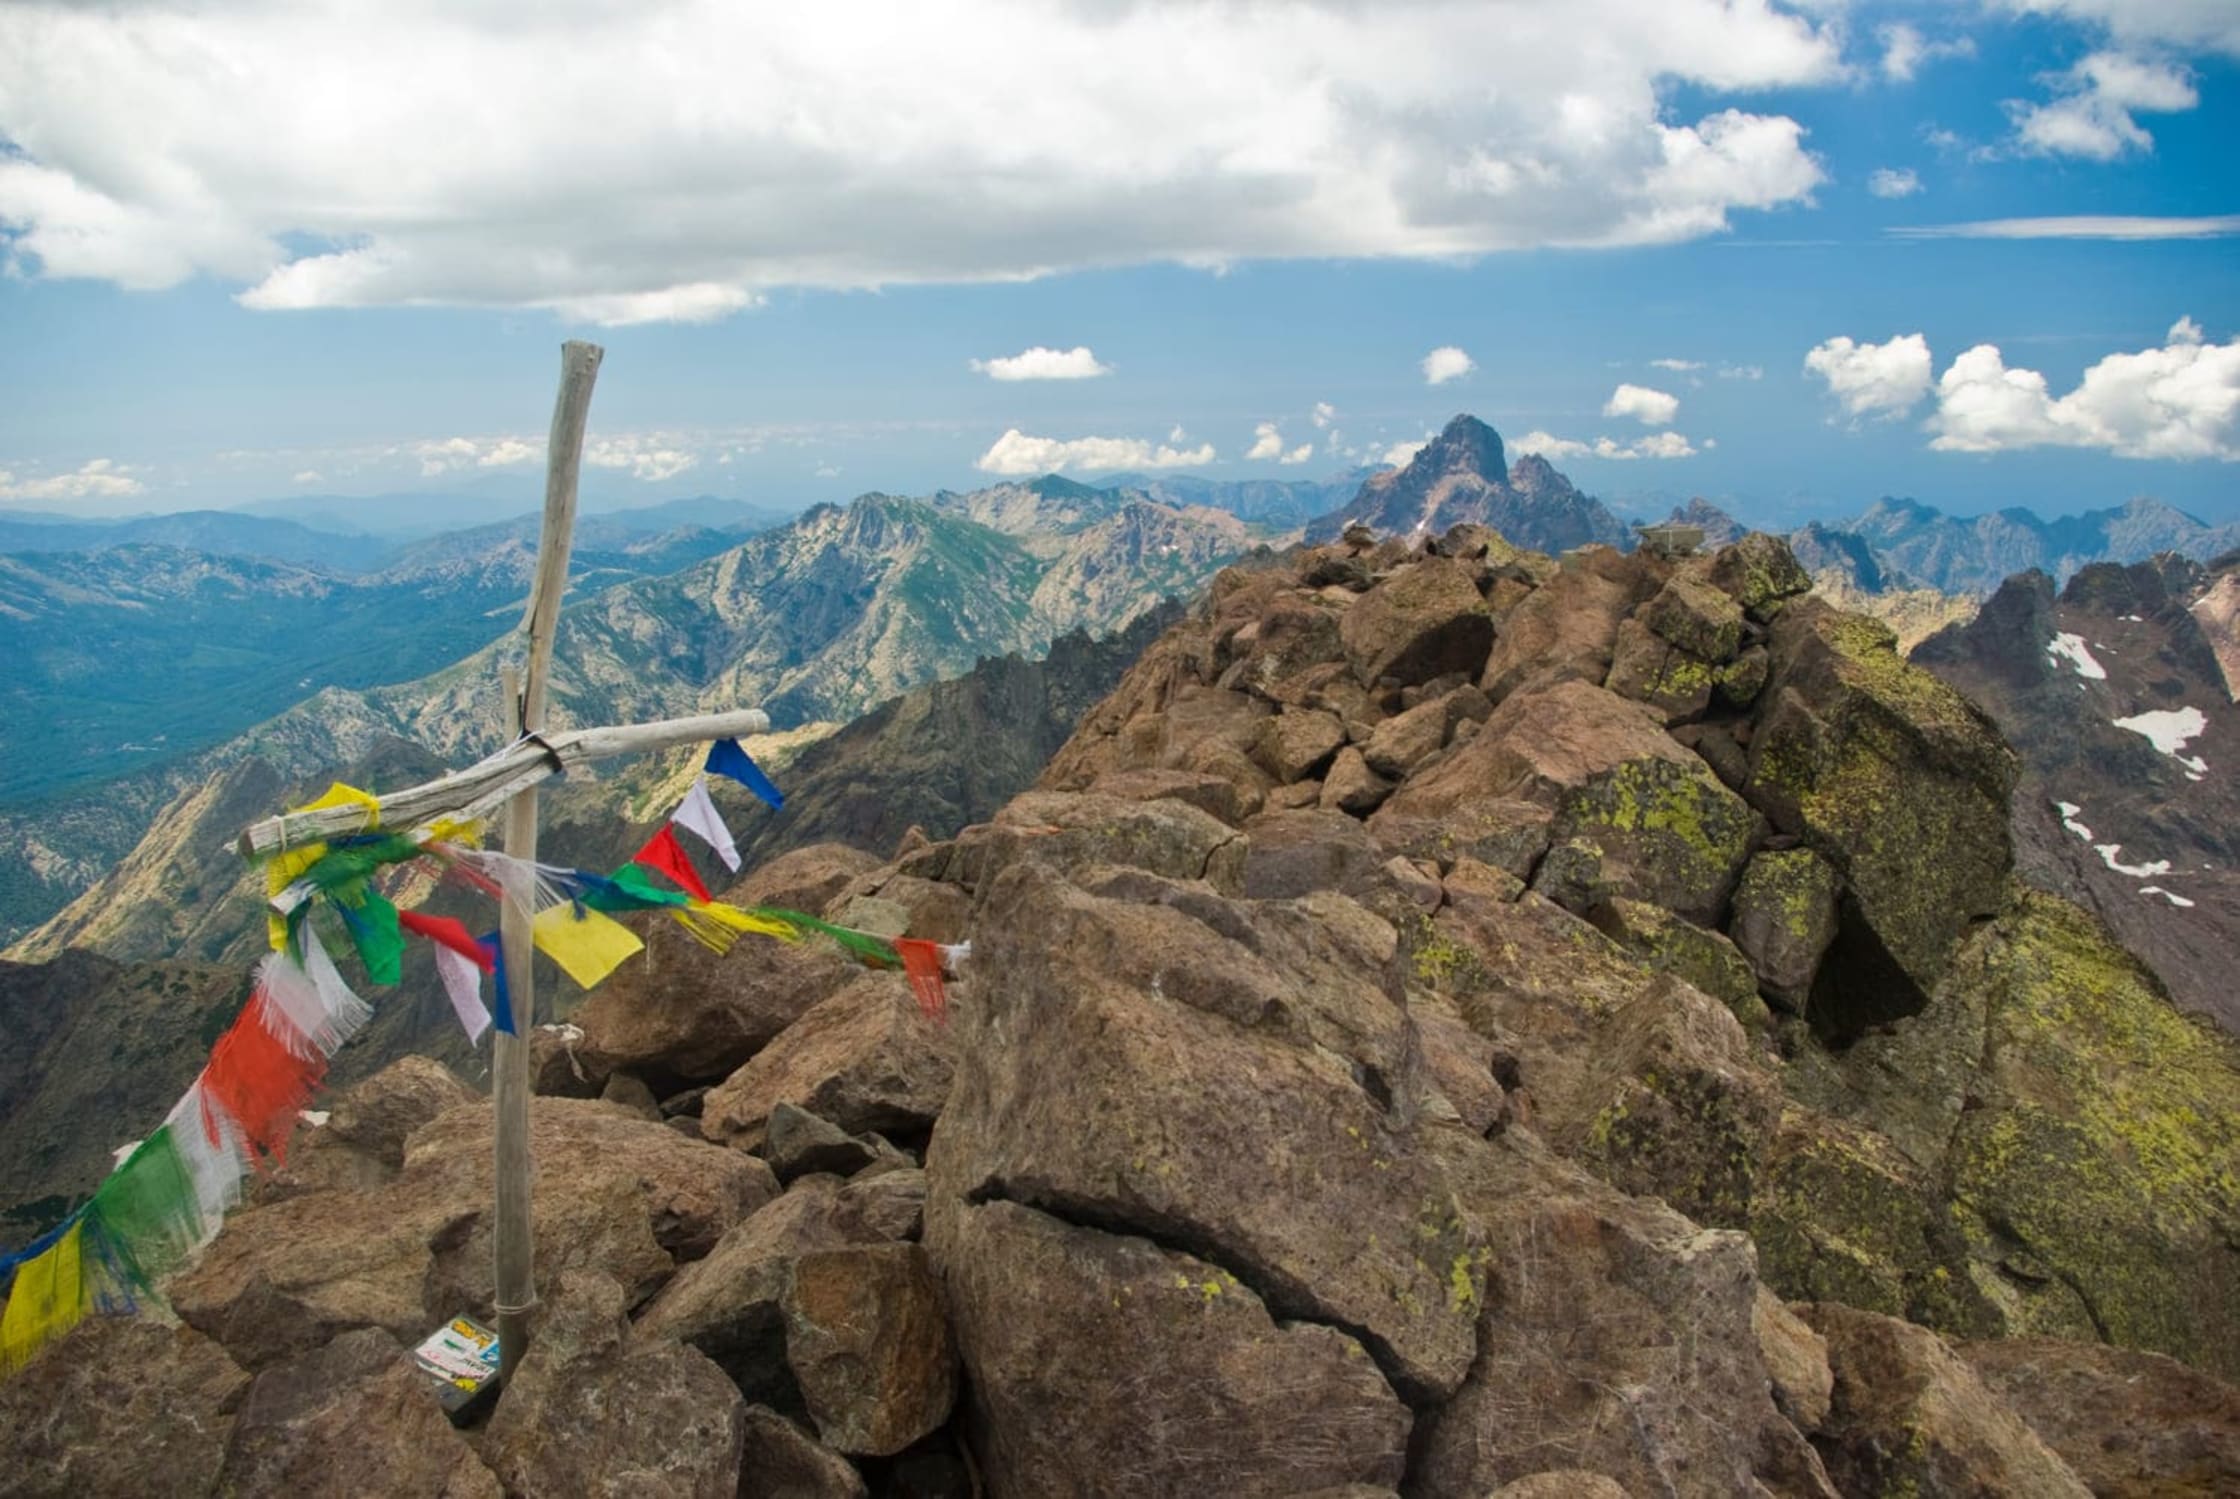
[232,706,771,858]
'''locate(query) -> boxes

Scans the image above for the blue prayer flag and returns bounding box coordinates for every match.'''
[705,738,784,810]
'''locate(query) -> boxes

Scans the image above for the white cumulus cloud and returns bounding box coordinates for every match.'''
[586,436,698,483]
[1868,167,1922,198]
[1996,1,2240,60]
[969,345,1112,381]
[1380,436,1432,468]
[0,1,1844,320]
[1247,422,1313,465]
[976,430,1215,475]
[1512,430,1700,461]
[1804,332,1934,419]
[1311,402,1337,429]
[1929,317,2240,460]
[0,457,145,501]
[2008,51,2199,159]
[411,435,543,477]
[1604,382,1680,425]
[1423,347,1477,385]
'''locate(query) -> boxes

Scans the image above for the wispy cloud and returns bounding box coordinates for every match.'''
[1890,214,2240,240]
[1867,167,1922,198]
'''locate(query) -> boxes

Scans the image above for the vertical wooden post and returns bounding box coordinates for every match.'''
[493,339,603,1383]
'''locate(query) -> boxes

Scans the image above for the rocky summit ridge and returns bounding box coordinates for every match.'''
[8,527,2240,1496]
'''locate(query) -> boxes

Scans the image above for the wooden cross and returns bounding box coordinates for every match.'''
[236,341,767,1381]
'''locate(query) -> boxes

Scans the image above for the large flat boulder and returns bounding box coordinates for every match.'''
[1961,1337,2240,1499]
[1338,557,1494,688]
[927,865,1485,1402]
[700,972,956,1152]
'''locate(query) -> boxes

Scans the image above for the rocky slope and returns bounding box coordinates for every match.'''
[1305,414,1630,551]
[10,524,2239,1497]
[1915,552,2240,1034]
[2,484,1251,946]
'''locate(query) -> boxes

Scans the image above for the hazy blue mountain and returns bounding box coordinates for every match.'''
[1104,470,1375,528]
[1827,495,2240,596]
[0,509,372,572]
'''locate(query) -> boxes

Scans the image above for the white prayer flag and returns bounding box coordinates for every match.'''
[671,775,742,872]
[433,944,494,1045]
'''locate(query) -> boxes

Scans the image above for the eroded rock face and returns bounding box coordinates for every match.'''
[941,1201,1412,1498]
[781,1243,956,1456]
[484,1271,747,1499]
[1801,1302,2091,1499]
[0,1318,248,1499]
[928,864,1485,1402]
[1961,1337,2240,1499]
[218,1327,499,1498]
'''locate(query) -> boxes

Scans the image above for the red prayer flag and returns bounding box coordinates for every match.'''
[399,908,496,973]
[631,825,714,904]
[201,996,326,1167]
[894,938,949,1023]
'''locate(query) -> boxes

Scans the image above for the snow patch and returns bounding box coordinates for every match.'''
[2096,843,2172,878]
[2112,705,2208,776]
[2056,801,2093,842]
[2047,632,2106,680]
[2139,886,2196,908]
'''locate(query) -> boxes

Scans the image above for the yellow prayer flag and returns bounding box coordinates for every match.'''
[532,903,645,989]
[265,840,328,950]
[0,1222,91,1371]
[292,781,383,829]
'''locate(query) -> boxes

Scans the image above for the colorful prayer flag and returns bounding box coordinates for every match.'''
[671,775,741,871]
[705,739,783,810]
[631,825,713,903]
[531,903,645,989]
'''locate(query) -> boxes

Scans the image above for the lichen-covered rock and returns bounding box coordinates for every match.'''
[1338,557,1494,688]
[1707,531,1812,620]
[1716,644,1770,708]
[1749,1106,1994,1337]
[1550,754,1762,928]
[1961,1337,2240,1499]
[218,1327,499,1498]
[1603,617,1717,723]
[941,1201,1412,1498]
[485,1271,746,1499]
[1641,570,1746,662]
[1800,1302,2092,1499]
[1552,975,1783,1228]
[701,972,956,1152]
[0,1318,249,1499]
[1727,847,1841,1013]
[1938,890,2240,1379]
[780,1243,956,1456]
[1744,600,2016,1010]
[1588,897,1764,1023]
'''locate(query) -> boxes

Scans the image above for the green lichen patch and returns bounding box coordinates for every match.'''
[1554,757,1760,927]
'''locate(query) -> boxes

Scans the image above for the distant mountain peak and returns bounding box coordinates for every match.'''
[1302,412,1626,553]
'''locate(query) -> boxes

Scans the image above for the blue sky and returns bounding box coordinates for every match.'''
[1,0,2236,528]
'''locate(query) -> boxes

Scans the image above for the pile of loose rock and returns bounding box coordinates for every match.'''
[6,525,2240,1498]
